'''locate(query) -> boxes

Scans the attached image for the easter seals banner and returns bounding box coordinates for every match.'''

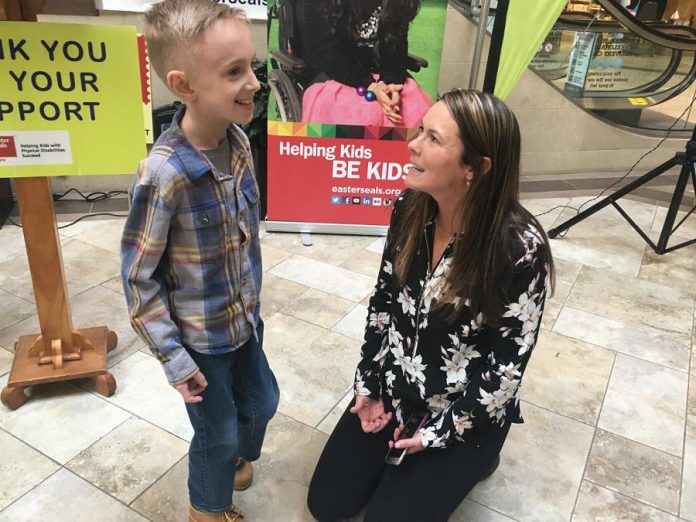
[95,0,268,20]
[266,0,448,232]
[0,22,146,178]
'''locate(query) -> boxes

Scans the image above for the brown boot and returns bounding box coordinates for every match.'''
[234,458,253,491]
[189,505,246,522]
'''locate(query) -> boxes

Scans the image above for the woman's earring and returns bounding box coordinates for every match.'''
[466,179,471,187]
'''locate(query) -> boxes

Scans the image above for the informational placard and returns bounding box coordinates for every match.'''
[564,31,596,98]
[0,22,146,178]
[95,0,268,20]
[266,0,448,233]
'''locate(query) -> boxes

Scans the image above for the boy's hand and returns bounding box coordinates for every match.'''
[174,371,208,403]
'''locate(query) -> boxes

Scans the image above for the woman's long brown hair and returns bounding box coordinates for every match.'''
[391,89,554,324]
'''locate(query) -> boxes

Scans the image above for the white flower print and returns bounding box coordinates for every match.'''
[354,368,371,396]
[452,411,473,435]
[385,370,396,388]
[368,311,390,332]
[426,394,451,412]
[383,260,393,275]
[397,286,416,316]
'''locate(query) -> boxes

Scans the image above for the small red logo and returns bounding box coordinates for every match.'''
[0,136,17,158]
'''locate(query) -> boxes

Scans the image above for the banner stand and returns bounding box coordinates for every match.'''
[1,3,118,410]
[265,220,387,236]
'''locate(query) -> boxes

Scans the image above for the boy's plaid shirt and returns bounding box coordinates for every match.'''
[121,108,262,384]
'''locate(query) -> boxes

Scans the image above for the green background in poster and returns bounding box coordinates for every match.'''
[0,21,146,178]
[267,0,447,122]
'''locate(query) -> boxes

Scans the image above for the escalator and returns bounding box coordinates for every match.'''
[452,0,696,136]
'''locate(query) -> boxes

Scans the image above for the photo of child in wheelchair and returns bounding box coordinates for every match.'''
[269,0,433,127]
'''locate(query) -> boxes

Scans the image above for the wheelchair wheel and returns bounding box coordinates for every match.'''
[269,69,303,122]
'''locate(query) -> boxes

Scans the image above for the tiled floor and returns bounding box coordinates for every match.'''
[0,195,694,521]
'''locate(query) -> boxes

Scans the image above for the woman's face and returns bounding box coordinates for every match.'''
[405,101,473,203]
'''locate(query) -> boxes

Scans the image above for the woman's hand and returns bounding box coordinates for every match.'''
[350,395,393,433]
[388,423,426,455]
[371,82,403,125]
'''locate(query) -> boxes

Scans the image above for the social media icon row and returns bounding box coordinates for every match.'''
[330,196,391,206]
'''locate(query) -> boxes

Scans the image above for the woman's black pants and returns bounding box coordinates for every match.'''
[307,404,510,522]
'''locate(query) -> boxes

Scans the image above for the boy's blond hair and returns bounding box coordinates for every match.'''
[145,0,248,82]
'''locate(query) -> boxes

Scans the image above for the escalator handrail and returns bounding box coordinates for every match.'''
[557,12,696,40]
[597,0,696,51]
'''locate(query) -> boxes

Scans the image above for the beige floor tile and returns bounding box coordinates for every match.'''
[553,307,691,372]
[87,351,193,441]
[690,379,696,416]
[130,456,188,522]
[540,299,562,330]
[340,250,382,279]
[0,429,60,510]
[284,288,356,329]
[264,313,361,426]
[69,218,125,255]
[541,257,583,330]
[101,275,125,295]
[0,289,34,332]
[0,468,147,522]
[0,225,26,263]
[548,207,650,277]
[260,272,308,319]
[234,413,329,521]
[58,216,119,238]
[452,500,517,522]
[316,390,353,434]
[585,429,681,514]
[269,255,375,302]
[681,415,696,521]
[639,244,696,292]
[331,304,368,341]
[524,330,614,424]
[566,267,694,336]
[67,418,188,504]
[261,243,293,271]
[71,285,145,369]
[261,232,374,266]
[0,348,12,378]
[0,285,145,370]
[0,238,120,301]
[573,481,679,522]
[469,402,594,521]
[599,355,688,456]
[652,207,696,242]
[0,375,131,464]
[365,236,386,254]
[522,197,572,230]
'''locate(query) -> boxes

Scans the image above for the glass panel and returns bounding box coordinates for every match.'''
[529,2,696,132]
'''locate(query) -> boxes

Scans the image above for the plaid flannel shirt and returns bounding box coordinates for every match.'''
[121,107,262,384]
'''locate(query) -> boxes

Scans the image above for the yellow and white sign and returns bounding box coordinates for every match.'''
[0,21,146,178]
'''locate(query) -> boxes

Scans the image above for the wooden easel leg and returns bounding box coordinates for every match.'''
[93,372,116,397]
[1,385,28,411]
[106,330,118,353]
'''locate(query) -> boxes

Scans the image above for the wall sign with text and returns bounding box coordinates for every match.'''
[0,21,146,178]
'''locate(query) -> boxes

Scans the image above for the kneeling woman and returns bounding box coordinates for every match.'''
[307,89,554,521]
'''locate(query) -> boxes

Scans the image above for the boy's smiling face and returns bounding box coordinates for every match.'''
[186,18,260,127]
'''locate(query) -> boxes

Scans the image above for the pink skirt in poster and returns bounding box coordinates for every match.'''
[301,77,432,128]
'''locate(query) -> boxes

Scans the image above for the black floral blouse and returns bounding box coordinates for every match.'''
[355,195,550,448]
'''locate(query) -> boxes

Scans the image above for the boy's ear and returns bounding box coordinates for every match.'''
[167,69,196,101]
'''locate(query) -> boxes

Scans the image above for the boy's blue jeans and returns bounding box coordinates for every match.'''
[184,321,279,513]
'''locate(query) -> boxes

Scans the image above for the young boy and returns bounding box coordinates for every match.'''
[121,1,279,520]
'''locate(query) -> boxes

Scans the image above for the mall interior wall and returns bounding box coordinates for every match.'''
[31,5,687,194]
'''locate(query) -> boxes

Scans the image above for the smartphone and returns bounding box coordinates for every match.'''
[384,412,429,465]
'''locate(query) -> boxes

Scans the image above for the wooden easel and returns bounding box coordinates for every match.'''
[0,0,117,410]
